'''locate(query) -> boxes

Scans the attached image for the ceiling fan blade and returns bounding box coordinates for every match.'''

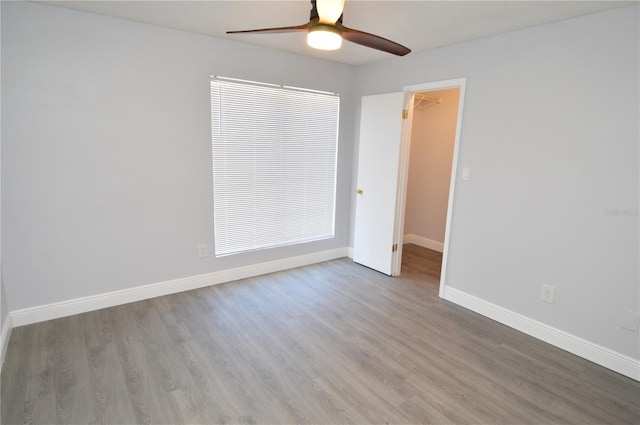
[316,0,345,24]
[227,22,311,35]
[337,24,411,56]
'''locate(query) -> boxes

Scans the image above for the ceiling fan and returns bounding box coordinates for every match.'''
[227,0,411,56]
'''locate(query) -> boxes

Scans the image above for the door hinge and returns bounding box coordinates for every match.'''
[392,243,398,252]
[402,109,408,119]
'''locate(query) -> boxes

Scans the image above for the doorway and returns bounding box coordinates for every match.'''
[399,79,466,296]
[352,78,466,297]
[402,88,460,282]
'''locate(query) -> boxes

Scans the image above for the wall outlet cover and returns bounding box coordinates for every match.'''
[621,310,640,332]
[541,284,555,304]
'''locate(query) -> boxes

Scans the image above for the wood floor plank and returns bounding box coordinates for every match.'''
[1,324,54,425]
[153,294,242,423]
[86,340,138,424]
[205,285,330,424]
[109,305,181,425]
[162,289,300,424]
[84,308,137,424]
[215,283,354,424]
[50,316,97,424]
[232,277,413,424]
[245,271,420,410]
[2,243,639,424]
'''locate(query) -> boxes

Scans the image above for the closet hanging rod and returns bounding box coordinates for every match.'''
[414,94,441,103]
[413,94,442,109]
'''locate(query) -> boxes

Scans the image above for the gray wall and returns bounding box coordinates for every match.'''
[0,278,6,335]
[1,122,5,337]
[1,1,356,311]
[353,5,639,359]
[0,0,6,349]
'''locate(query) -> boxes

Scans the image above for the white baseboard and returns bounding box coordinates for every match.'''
[10,247,349,327]
[403,234,444,252]
[1,315,13,370]
[347,247,354,259]
[442,286,640,381]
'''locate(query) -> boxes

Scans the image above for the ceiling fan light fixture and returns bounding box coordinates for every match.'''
[227,0,410,57]
[307,24,342,50]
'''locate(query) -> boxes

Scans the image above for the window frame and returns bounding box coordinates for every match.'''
[210,76,340,257]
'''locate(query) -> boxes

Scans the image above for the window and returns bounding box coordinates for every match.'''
[210,77,340,257]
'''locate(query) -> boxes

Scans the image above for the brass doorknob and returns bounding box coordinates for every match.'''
[356,189,363,194]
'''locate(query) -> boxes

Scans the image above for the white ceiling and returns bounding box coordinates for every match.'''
[36,0,636,66]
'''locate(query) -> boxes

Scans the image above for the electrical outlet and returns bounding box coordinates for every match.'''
[621,310,640,332]
[197,243,208,258]
[541,284,555,304]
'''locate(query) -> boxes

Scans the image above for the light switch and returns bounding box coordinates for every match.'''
[461,167,471,181]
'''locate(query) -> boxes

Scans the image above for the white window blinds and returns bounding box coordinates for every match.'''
[210,77,339,257]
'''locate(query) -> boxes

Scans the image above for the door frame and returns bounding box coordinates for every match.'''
[393,78,467,298]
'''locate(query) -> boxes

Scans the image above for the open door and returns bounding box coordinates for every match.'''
[353,92,407,275]
[353,78,466,290]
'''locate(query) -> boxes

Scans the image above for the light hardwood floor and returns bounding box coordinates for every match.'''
[2,244,639,424]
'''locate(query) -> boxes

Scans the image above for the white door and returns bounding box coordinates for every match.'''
[353,92,406,275]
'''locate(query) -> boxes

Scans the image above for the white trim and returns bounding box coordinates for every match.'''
[403,78,468,94]
[347,247,354,258]
[439,79,466,299]
[1,315,12,370]
[442,286,640,381]
[403,234,444,252]
[10,247,348,327]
